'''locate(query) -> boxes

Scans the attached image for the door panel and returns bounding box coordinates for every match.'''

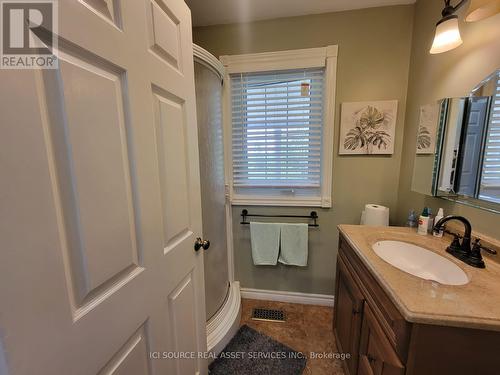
[81,0,121,27]
[149,0,181,69]
[358,356,375,375]
[458,97,489,196]
[334,256,365,375]
[98,324,151,375]
[153,89,192,250]
[0,0,206,374]
[167,273,199,375]
[45,51,140,306]
[358,304,404,375]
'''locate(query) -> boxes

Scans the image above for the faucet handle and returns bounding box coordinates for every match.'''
[446,233,464,258]
[469,239,486,268]
[472,238,481,253]
[449,234,462,252]
[474,238,498,256]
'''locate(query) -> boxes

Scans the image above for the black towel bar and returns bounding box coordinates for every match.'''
[240,209,319,227]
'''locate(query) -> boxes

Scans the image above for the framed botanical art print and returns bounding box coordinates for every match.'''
[339,100,398,155]
[416,103,439,154]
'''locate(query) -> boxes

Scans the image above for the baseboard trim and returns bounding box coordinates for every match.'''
[240,287,334,307]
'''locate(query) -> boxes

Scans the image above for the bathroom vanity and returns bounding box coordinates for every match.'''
[334,225,500,375]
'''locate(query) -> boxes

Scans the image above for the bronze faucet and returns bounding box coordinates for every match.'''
[433,215,485,268]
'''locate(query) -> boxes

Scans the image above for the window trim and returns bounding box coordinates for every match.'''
[220,46,337,208]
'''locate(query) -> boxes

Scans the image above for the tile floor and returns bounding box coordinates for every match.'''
[240,298,346,375]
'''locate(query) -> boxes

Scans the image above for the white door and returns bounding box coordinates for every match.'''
[457,97,489,196]
[0,0,207,374]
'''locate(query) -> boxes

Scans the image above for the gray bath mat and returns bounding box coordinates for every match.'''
[209,325,306,375]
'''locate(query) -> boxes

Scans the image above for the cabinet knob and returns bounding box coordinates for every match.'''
[352,308,360,315]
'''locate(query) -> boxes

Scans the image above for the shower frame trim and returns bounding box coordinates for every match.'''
[193,43,225,81]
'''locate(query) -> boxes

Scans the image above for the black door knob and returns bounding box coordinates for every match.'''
[194,237,210,251]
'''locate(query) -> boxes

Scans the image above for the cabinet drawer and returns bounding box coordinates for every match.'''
[339,235,411,362]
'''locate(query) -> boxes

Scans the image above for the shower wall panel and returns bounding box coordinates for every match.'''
[194,62,229,320]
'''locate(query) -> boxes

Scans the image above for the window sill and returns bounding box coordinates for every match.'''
[231,195,331,208]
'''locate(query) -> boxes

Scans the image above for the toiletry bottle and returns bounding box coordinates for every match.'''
[417,207,429,235]
[427,207,434,233]
[406,210,417,228]
[433,208,445,237]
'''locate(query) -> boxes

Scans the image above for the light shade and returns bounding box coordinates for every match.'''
[465,0,500,22]
[430,17,463,54]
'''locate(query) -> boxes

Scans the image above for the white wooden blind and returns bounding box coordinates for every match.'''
[230,68,325,189]
[481,76,500,188]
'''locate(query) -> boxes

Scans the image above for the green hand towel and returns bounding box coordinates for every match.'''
[278,223,308,266]
[250,222,281,265]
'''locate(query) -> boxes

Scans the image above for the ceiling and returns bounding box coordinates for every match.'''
[185,0,416,27]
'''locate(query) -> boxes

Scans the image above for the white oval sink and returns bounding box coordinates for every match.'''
[372,240,469,286]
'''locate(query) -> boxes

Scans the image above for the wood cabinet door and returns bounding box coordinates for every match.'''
[334,256,365,375]
[358,304,405,375]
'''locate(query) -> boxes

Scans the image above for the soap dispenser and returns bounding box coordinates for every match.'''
[433,208,445,237]
[427,207,434,233]
[417,207,429,235]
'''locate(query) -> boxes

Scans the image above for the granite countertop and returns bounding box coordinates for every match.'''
[338,224,500,332]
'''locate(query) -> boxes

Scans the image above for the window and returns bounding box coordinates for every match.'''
[479,74,500,203]
[221,47,337,207]
[231,68,324,188]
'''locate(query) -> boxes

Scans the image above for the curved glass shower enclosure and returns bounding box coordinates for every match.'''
[193,47,229,320]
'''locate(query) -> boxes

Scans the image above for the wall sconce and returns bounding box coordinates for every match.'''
[430,0,467,54]
[465,0,500,22]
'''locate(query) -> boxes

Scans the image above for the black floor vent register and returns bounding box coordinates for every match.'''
[251,308,286,323]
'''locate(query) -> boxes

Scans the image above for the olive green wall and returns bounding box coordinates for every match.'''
[396,0,500,237]
[193,5,414,295]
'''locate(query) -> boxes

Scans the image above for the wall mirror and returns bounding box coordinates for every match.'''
[411,69,500,213]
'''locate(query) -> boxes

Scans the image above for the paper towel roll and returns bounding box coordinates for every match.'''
[361,204,389,226]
